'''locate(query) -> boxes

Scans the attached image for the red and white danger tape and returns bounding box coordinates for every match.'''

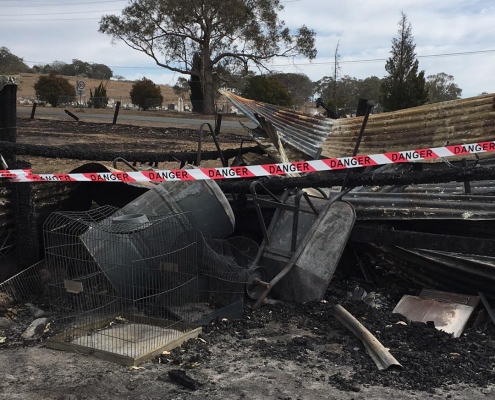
[0,169,31,178]
[7,141,495,183]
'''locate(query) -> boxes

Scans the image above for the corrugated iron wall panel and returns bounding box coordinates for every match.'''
[323,94,495,161]
[222,90,495,163]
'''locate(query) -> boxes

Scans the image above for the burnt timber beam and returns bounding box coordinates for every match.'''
[218,165,495,193]
[350,225,495,257]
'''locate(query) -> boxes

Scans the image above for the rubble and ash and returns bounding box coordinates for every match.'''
[152,278,495,394]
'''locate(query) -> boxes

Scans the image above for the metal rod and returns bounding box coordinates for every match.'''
[291,191,305,252]
[214,113,223,136]
[196,122,227,167]
[341,100,375,189]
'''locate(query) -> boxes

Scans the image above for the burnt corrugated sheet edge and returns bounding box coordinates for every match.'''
[220,90,334,159]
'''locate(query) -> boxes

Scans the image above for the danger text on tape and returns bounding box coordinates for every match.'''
[7,141,495,183]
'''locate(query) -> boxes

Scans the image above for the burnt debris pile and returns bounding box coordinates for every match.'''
[1,83,495,394]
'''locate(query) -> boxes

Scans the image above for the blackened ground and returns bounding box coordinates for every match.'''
[1,278,495,399]
[149,277,495,394]
[14,117,248,173]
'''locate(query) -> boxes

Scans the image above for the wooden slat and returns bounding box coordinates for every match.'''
[46,317,202,367]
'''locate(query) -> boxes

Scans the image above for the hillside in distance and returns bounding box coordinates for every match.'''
[16,73,180,106]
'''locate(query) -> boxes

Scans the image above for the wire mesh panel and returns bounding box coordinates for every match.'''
[198,235,254,307]
[0,260,46,305]
[0,203,255,364]
[41,206,201,364]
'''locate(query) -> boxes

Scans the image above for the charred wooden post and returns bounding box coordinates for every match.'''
[64,109,79,121]
[30,102,37,119]
[11,160,39,269]
[0,78,17,167]
[113,101,121,125]
[0,79,39,269]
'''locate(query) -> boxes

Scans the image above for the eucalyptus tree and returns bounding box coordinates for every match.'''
[99,0,316,114]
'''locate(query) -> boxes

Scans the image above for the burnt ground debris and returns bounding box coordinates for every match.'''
[12,118,249,173]
[1,117,495,398]
[2,273,495,397]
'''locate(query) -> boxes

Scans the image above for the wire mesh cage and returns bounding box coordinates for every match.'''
[0,260,47,307]
[0,203,255,364]
[40,205,201,365]
[164,231,255,324]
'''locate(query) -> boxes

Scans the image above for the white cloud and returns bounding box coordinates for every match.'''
[1,0,494,97]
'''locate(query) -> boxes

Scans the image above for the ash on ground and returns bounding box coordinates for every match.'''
[148,277,495,394]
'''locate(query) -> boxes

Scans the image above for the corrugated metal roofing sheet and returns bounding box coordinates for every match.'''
[324,94,495,161]
[220,90,334,159]
[222,90,495,163]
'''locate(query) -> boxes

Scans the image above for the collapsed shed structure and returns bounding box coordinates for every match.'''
[1,75,495,369]
[220,90,495,299]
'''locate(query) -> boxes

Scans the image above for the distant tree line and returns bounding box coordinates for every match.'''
[0,48,113,80]
[32,59,113,80]
[6,8,468,117]
[0,47,31,74]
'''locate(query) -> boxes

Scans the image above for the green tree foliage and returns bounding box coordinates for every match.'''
[315,75,383,114]
[219,71,256,95]
[380,12,428,111]
[90,63,113,80]
[173,77,190,98]
[426,72,462,103]
[0,47,31,74]
[32,59,113,79]
[47,61,68,74]
[89,81,109,109]
[33,71,75,107]
[271,73,313,106]
[130,77,164,110]
[242,75,293,106]
[99,0,316,114]
[358,76,382,104]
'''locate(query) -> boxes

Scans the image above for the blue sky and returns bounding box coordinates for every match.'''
[1,0,494,98]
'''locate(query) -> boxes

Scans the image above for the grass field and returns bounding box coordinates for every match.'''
[16,72,180,106]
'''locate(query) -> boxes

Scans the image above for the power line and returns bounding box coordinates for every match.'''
[5,8,121,16]
[24,49,495,69]
[268,49,495,67]
[0,17,103,21]
[0,0,125,7]
[0,0,295,7]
